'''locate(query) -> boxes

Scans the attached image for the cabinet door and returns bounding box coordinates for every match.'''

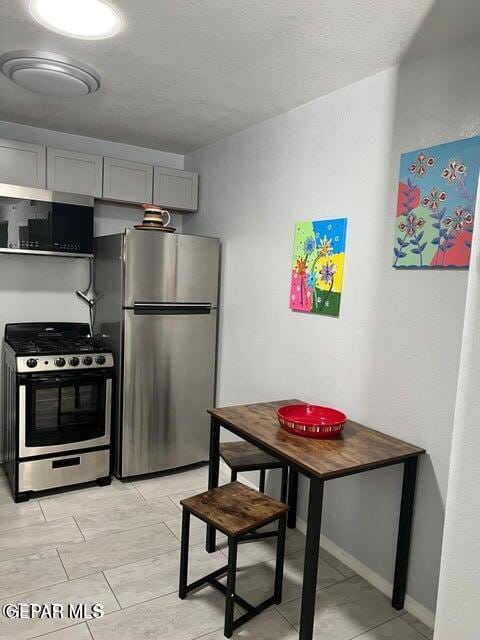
[47,148,103,197]
[103,157,153,204]
[0,138,46,188]
[153,167,198,211]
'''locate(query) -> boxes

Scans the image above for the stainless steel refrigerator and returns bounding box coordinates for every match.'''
[94,229,219,478]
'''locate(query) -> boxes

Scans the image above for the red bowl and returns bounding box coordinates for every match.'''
[277,404,347,439]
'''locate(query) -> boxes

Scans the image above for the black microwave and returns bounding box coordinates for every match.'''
[0,183,94,258]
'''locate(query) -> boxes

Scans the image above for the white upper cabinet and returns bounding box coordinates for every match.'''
[47,148,103,197]
[103,157,153,204]
[0,138,46,188]
[153,167,198,211]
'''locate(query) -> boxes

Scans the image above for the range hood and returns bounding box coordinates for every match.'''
[0,182,94,258]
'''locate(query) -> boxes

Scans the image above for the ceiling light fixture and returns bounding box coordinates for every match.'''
[29,0,122,40]
[0,50,101,97]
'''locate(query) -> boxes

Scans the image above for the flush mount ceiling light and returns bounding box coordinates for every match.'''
[29,0,121,40]
[0,50,101,97]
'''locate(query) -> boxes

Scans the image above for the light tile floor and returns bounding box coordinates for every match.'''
[0,465,434,640]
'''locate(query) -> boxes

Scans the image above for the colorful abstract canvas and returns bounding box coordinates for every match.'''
[290,218,347,317]
[394,136,480,268]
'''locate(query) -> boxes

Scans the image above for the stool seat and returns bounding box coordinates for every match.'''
[219,442,286,472]
[180,481,289,538]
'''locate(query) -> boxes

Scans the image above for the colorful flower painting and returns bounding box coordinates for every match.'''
[290,218,347,317]
[394,136,480,268]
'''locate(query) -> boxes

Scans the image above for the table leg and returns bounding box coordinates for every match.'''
[287,468,298,529]
[206,416,220,553]
[392,457,418,610]
[299,477,324,640]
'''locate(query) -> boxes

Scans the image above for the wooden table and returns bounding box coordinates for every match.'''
[205,400,425,640]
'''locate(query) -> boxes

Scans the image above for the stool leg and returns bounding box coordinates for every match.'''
[179,509,190,599]
[224,537,238,638]
[274,513,287,604]
[231,469,237,482]
[280,467,288,503]
[259,469,266,493]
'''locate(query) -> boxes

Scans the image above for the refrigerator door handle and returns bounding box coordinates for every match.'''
[133,302,213,315]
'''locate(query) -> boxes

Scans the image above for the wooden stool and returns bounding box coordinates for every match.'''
[220,441,297,530]
[220,441,288,497]
[179,481,289,638]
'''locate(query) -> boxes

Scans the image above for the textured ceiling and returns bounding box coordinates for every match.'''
[0,0,475,153]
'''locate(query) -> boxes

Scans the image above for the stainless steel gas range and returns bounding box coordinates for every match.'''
[2,323,113,502]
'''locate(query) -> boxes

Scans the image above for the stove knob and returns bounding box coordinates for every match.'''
[96,355,106,365]
[69,357,80,367]
[26,358,37,369]
[83,356,93,366]
[55,358,66,368]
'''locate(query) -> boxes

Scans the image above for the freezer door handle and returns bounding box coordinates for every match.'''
[133,302,213,315]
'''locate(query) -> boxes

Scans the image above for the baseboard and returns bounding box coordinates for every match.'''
[227,464,435,631]
[296,516,435,629]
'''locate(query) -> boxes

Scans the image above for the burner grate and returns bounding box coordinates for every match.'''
[8,336,108,356]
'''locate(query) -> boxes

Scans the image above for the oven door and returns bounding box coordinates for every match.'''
[18,372,111,458]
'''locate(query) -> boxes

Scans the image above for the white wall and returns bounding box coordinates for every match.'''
[94,202,182,238]
[433,182,480,640]
[183,37,480,617]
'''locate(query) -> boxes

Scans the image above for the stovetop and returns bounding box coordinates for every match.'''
[4,322,113,373]
[7,336,108,356]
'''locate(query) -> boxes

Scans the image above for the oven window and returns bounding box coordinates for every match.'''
[26,377,106,447]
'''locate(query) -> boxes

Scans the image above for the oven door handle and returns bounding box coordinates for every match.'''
[24,373,112,384]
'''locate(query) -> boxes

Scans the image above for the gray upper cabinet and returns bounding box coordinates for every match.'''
[0,137,199,212]
[103,157,153,204]
[153,167,198,211]
[0,138,46,188]
[47,148,103,197]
